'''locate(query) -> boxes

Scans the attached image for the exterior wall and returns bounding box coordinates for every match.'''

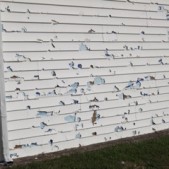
[0,0,169,159]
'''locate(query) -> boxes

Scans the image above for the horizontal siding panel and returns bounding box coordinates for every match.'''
[3,51,169,62]
[1,2,168,20]
[4,57,169,71]
[5,74,168,104]
[4,70,169,92]
[2,12,169,27]
[3,42,169,52]
[7,122,169,157]
[7,117,167,141]
[0,3,152,19]
[8,122,169,158]
[7,104,169,132]
[4,64,169,79]
[0,0,158,11]
[2,33,167,42]
[5,88,169,111]
[2,22,168,35]
[8,123,169,158]
[5,83,169,108]
[7,99,169,125]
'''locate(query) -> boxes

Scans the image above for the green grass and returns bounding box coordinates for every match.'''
[9,135,169,169]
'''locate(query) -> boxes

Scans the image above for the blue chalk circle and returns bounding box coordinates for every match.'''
[64,115,76,123]
[94,77,105,85]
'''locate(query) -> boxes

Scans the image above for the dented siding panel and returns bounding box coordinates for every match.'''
[0,0,169,159]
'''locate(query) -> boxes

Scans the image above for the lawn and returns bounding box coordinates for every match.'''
[6,134,169,169]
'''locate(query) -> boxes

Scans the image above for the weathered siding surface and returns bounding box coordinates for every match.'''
[0,0,169,159]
